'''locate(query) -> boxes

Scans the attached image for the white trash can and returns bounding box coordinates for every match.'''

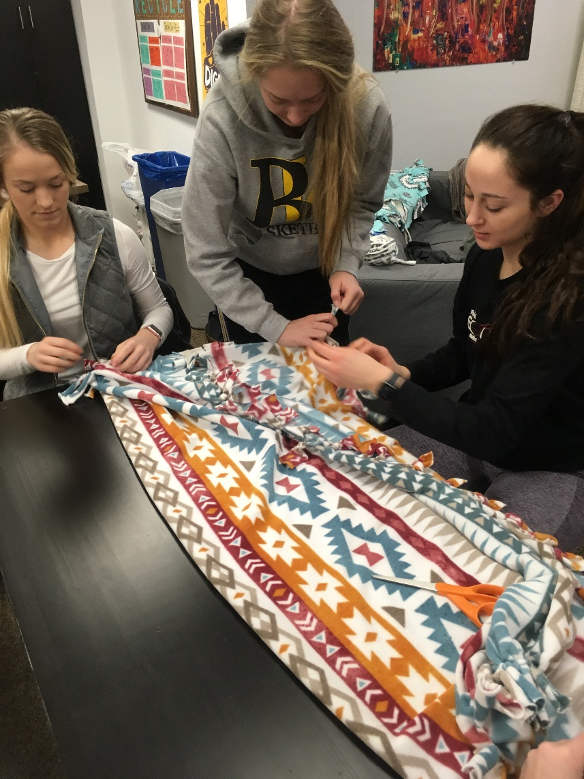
[150,187,214,329]
[102,141,156,268]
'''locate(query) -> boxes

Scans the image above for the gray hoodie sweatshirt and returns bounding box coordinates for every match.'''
[182,20,393,342]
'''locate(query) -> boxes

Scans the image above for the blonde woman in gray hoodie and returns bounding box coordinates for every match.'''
[182,0,392,347]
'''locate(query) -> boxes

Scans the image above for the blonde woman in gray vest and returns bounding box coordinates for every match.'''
[0,107,173,400]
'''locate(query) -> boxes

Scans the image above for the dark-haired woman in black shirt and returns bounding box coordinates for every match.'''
[309,104,583,550]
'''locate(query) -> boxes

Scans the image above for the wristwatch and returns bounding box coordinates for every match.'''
[144,324,163,341]
[376,372,405,400]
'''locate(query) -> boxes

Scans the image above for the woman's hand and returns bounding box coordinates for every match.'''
[110,328,160,373]
[349,337,411,380]
[330,271,364,315]
[27,337,83,373]
[277,313,337,348]
[307,339,392,392]
[520,733,583,779]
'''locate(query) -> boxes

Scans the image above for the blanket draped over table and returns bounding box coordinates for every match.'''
[61,343,584,779]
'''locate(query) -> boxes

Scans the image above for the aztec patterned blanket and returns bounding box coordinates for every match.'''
[61,343,584,779]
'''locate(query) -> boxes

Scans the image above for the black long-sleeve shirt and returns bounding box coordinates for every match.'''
[381,245,583,472]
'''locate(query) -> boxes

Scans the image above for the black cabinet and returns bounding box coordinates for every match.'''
[0,0,105,210]
[0,3,43,110]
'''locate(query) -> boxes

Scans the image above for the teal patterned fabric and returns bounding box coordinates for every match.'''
[372,159,431,235]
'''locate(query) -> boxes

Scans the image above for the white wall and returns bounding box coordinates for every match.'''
[335,0,584,169]
[71,0,136,227]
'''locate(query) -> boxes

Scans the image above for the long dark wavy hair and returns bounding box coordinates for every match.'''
[471,104,583,359]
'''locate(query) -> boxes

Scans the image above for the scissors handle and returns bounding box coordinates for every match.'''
[436,583,504,628]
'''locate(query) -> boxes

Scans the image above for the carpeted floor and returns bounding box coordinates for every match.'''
[0,330,210,779]
[190,328,207,348]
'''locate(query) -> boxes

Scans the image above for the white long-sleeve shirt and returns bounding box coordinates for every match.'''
[0,219,174,381]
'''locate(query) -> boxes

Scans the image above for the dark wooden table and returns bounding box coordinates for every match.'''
[0,389,398,779]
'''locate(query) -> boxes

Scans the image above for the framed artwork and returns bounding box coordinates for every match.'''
[133,0,199,117]
[199,0,229,99]
[374,1,536,72]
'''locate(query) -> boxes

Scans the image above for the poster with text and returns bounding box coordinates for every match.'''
[374,0,536,72]
[199,0,228,98]
[134,0,198,117]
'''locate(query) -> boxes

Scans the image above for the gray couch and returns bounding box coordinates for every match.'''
[350,170,473,367]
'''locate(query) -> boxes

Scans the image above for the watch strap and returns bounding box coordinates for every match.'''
[377,372,405,399]
[144,324,163,341]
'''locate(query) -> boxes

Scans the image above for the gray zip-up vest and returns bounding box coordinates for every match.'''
[6,203,137,399]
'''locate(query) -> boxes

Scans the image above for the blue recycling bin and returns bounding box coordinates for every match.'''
[133,151,190,279]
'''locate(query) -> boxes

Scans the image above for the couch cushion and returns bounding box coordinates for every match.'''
[353,262,464,364]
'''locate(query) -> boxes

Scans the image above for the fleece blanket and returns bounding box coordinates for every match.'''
[61,343,584,779]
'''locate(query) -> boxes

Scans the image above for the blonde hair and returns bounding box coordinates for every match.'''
[0,108,77,348]
[240,0,372,275]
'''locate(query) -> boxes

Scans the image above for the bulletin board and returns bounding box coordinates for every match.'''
[133,0,199,117]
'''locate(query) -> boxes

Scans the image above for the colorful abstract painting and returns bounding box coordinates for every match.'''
[374,0,536,72]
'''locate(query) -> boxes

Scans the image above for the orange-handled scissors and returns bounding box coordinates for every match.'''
[372,575,505,628]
